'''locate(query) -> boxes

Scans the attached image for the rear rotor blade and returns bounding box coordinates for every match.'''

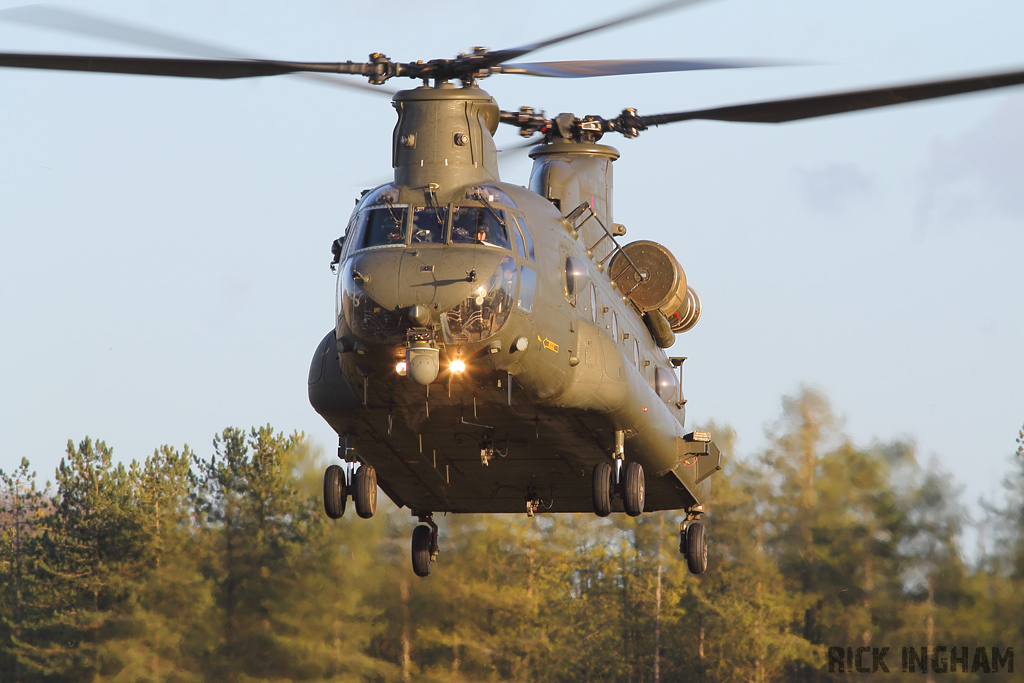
[498,137,541,156]
[638,67,1024,126]
[0,4,395,94]
[481,0,713,67]
[498,58,790,78]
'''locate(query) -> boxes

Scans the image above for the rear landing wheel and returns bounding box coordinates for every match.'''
[622,461,645,517]
[592,461,614,517]
[411,524,433,577]
[323,465,346,519]
[684,522,708,575]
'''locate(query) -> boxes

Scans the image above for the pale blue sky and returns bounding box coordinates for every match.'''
[1,0,1022,526]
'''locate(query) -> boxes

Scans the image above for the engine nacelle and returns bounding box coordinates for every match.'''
[610,240,702,334]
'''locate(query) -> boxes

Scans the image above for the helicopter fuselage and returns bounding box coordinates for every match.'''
[309,83,719,516]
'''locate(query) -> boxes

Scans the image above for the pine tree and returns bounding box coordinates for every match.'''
[0,458,51,683]
[8,438,147,681]
[756,389,918,680]
[91,444,213,683]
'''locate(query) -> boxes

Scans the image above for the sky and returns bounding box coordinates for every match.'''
[1,0,1022,532]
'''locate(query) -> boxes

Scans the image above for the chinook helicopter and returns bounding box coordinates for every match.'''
[3,1,1024,578]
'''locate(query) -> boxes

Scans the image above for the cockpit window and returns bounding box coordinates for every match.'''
[411,206,447,244]
[357,206,407,248]
[444,255,518,342]
[514,216,535,261]
[451,206,510,249]
[357,184,400,210]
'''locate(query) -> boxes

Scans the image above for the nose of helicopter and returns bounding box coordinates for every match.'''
[343,246,508,341]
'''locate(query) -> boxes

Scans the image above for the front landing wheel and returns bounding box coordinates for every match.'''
[353,465,377,519]
[323,465,346,519]
[592,462,614,517]
[684,522,708,575]
[621,461,645,517]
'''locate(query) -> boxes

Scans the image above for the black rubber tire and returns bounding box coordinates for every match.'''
[353,465,377,519]
[592,461,614,517]
[622,461,645,517]
[411,524,433,577]
[686,522,708,575]
[323,465,346,519]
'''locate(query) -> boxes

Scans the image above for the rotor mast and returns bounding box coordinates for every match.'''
[391,83,502,193]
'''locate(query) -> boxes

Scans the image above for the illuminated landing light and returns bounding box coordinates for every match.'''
[450,359,466,374]
[395,361,408,376]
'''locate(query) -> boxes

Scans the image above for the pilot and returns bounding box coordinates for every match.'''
[383,216,403,244]
[476,219,508,247]
[362,211,405,247]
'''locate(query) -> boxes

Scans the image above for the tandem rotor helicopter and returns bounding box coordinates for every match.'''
[4,0,1024,577]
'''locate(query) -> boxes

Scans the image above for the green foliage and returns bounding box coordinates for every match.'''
[1,398,1020,682]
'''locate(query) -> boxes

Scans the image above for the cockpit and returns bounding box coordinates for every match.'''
[336,183,538,353]
[344,184,523,253]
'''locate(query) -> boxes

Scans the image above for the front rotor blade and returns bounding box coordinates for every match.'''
[0,52,368,80]
[1,5,242,60]
[638,67,1024,126]
[499,58,788,78]
[0,4,395,95]
[482,0,713,67]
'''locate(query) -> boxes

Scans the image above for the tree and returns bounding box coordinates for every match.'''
[91,445,212,683]
[4,439,147,681]
[0,458,51,683]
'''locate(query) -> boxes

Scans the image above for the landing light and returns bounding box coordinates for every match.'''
[395,361,407,376]
[450,359,466,374]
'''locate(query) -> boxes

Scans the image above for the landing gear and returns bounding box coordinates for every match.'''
[323,464,346,519]
[590,430,645,517]
[323,436,378,520]
[592,462,614,517]
[681,520,708,575]
[622,461,645,517]
[411,513,439,577]
[353,465,377,519]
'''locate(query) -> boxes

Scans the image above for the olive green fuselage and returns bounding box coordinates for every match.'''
[308,84,716,514]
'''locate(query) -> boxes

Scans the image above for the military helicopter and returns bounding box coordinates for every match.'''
[3,0,1024,578]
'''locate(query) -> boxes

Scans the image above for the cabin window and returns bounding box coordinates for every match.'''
[410,206,447,244]
[564,255,589,304]
[357,206,407,249]
[518,266,537,314]
[451,206,510,249]
[655,367,677,402]
[514,216,536,261]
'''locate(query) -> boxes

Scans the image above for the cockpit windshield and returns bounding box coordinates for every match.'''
[357,206,407,248]
[411,206,447,244]
[451,206,510,249]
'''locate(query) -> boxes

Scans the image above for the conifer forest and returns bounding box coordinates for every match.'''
[2,388,1022,682]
